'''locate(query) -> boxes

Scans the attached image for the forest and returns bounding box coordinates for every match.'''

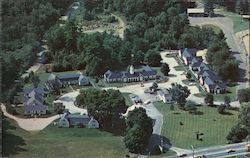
[0,0,73,100]
[1,0,242,101]
[46,0,239,80]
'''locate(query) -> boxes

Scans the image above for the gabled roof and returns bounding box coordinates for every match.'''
[105,66,157,80]
[79,74,89,81]
[58,74,80,80]
[23,87,45,95]
[183,48,197,58]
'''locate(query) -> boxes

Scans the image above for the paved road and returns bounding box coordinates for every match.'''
[168,142,250,158]
[189,17,248,90]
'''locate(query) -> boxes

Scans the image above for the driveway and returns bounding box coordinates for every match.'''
[55,90,88,115]
[1,104,59,131]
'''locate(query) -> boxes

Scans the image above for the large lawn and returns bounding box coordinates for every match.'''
[155,102,239,149]
[3,118,127,158]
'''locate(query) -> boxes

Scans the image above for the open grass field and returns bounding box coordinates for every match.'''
[3,118,126,158]
[155,102,239,149]
[202,24,222,34]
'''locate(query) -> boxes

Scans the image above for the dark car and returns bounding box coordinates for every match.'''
[179,154,187,157]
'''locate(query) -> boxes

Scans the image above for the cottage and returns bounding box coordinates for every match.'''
[45,73,90,90]
[23,88,48,115]
[104,65,158,83]
[179,48,226,94]
[204,77,226,94]
[179,48,197,65]
[58,113,99,128]
[157,89,173,103]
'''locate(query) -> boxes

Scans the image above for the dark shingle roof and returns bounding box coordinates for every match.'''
[105,66,157,80]
[58,74,80,80]
[67,114,91,125]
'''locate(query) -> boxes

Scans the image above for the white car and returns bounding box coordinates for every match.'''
[144,100,151,105]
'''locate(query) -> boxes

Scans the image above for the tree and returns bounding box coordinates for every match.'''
[237,88,250,103]
[204,0,214,16]
[204,93,214,106]
[29,71,40,88]
[224,96,231,107]
[150,82,158,92]
[186,71,192,80]
[169,83,191,107]
[218,104,227,114]
[161,63,170,76]
[238,102,250,128]
[144,50,162,67]
[124,108,153,153]
[226,124,248,143]
[77,89,127,132]
[185,100,197,114]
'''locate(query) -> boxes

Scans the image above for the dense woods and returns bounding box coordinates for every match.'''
[0,0,73,100]
[1,0,241,101]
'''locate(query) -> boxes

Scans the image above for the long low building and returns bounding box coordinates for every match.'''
[104,65,158,83]
[45,73,90,90]
[179,48,226,94]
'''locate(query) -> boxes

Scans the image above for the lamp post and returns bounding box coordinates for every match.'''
[191,145,195,158]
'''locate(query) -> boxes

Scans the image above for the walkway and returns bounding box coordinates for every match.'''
[111,13,126,39]
[1,104,59,131]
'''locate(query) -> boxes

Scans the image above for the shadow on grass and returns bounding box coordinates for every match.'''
[2,118,26,157]
[220,111,234,115]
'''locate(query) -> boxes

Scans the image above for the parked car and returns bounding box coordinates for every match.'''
[143,100,151,105]
[226,149,235,153]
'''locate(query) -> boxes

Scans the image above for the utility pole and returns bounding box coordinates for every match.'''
[191,145,195,158]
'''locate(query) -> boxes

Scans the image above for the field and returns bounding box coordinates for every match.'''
[3,118,127,158]
[155,102,239,149]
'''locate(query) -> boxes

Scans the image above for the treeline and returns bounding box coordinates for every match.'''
[46,0,239,82]
[0,0,73,100]
[208,0,249,14]
[206,32,239,81]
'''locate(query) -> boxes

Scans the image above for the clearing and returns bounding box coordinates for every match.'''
[155,102,239,149]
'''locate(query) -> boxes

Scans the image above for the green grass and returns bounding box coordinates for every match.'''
[149,150,176,157]
[3,119,126,158]
[217,10,250,33]
[122,93,134,107]
[202,24,222,34]
[155,101,239,148]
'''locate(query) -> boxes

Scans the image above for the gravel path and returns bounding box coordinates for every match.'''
[1,104,59,131]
